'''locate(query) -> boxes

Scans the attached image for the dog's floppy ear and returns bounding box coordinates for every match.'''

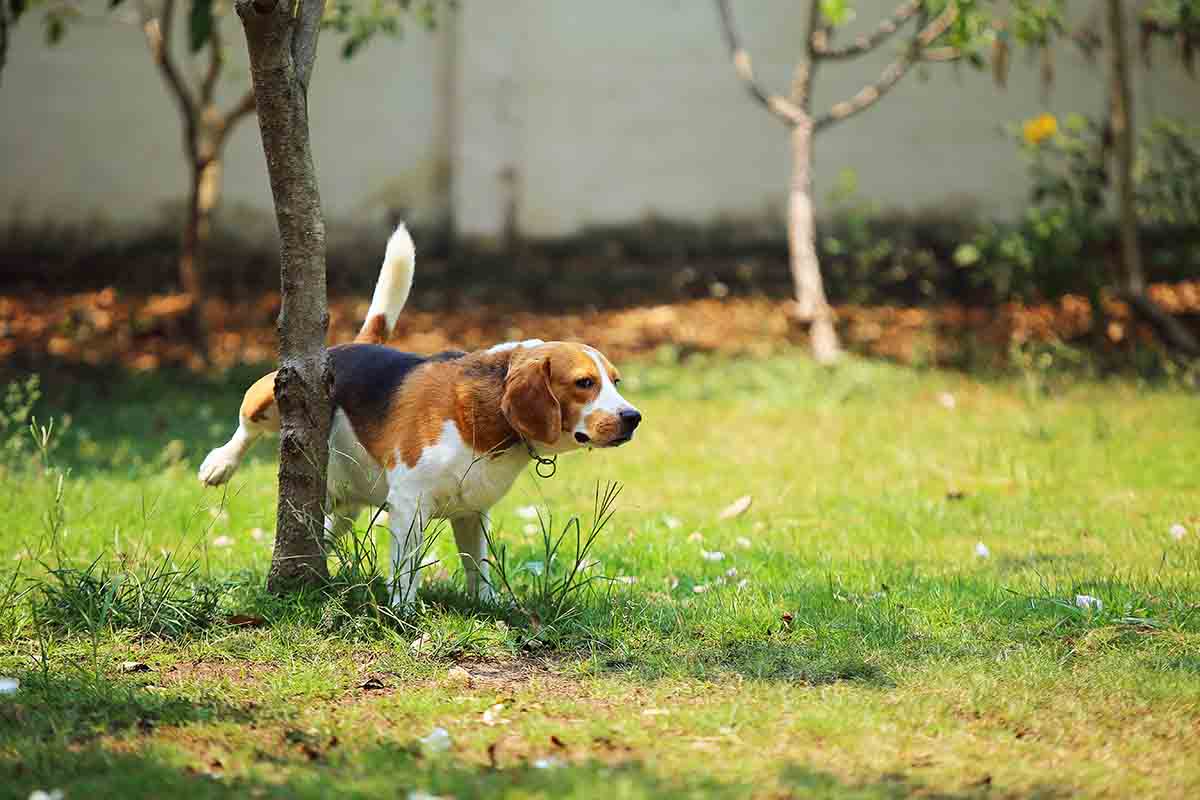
[502,355,561,445]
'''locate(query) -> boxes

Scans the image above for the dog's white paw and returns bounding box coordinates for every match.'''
[198,446,239,486]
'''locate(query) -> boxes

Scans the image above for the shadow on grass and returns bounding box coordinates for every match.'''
[6,362,270,478]
[2,739,1074,800]
[0,671,250,746]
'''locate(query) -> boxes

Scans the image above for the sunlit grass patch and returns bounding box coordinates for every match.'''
[0,350,1198,798]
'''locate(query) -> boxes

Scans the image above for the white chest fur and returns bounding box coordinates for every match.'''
[326,412,527,519]
[386,419,528,518]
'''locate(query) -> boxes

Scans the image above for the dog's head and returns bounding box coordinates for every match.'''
[501,342,641,452]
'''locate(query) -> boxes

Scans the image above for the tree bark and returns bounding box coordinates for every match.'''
[237,0,332,592]
[1106,0,1144,296]
[788,121,840,364]
[179,155,221,352]
[790,1,839,364]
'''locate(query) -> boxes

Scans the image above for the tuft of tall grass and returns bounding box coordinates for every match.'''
[485,482,622,633]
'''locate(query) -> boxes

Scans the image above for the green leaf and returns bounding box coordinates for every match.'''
[189,0,214,53]
[819,0,854,28]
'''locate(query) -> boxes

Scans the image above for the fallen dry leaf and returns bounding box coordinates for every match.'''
[226,614,267,628]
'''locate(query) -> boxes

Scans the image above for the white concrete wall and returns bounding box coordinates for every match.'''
[1,1,1197,241]
[0,9,447,231]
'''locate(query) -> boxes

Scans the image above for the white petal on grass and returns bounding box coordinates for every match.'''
[718,495,753,520]
[28,791,64,800]
[482,703,508,726]
[692,583,709,593]
[735,536,752,548]
[522,523,539,535]
[725,566,738,577]
[532,756,564,769]
[687,531,704,543]
[938,392,957,410]
[974,542,990,558]
[408,792,448,800]
[1075,594,1103,611]
[663,516,682,530]
[417,727,452,752]
[516,505,539,520]
[250,527,266,541]
[736,578,750,590]
[0,677,19,695]
[700,549,725,562]
[615,575,638,584]
[1169,523,1187,541]
[212,535,233,548]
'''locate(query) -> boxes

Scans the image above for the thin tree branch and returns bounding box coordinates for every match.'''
[814,3,958,133]
[811,0,921,60]
[715,0,803,125]
[292,0,324,92]
[789,0,825,107]
[215,87,257,148]
[201,15,225,106]
[920,45,962,62]
[142,0,200,163]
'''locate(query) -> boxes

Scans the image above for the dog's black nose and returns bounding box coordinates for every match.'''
[619,408,642,430]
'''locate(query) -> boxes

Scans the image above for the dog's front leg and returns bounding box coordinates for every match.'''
[451,513,496,603]
[387,493,428,609]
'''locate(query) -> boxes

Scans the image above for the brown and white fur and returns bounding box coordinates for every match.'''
[198,224,641,607]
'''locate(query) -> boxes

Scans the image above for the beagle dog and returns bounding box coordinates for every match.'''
[198,225,641,606]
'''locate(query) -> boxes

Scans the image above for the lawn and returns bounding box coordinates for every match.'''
[1,350,1198,799]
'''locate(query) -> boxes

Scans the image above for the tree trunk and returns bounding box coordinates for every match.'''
[788,121,840,365]
[1106,0,1198,355]
[238,0,332,592]
[180,156,221,356]
[1106,0,1143,296]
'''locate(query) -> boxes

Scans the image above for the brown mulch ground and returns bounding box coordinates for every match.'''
[2,281,1199,372]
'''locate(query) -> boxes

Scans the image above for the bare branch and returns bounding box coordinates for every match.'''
[214,87,257,147]
[789,0,825,106]
[715,0,803,125]
[814,3,959,133]
[142,0,200,163]
[811,1,921,60]
[920,45,962,62]
[201,16,225,106]
[293,0,324,92]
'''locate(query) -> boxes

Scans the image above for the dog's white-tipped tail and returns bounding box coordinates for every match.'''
[356,223,415,344]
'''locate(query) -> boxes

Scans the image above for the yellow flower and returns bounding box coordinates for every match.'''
[1022,113,1058,146]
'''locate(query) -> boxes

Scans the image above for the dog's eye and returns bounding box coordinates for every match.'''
[612,377,621,385]
[575,377,595,389]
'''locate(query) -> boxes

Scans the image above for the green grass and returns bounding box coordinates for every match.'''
[1,351,1198,799]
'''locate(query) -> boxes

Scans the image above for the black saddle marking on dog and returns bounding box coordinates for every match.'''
[329,344,466,424]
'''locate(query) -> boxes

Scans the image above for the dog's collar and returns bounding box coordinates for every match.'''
[524,440,558,479]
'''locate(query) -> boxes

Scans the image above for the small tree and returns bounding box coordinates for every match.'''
[3,0,442,358]
[237,0,331,592]
[236,0,449,592]
[5,1,258,351]
[716,0,1063,363]
[1105,0,1199,353]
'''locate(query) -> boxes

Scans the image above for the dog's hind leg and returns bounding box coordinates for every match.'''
[198,371,279,486]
